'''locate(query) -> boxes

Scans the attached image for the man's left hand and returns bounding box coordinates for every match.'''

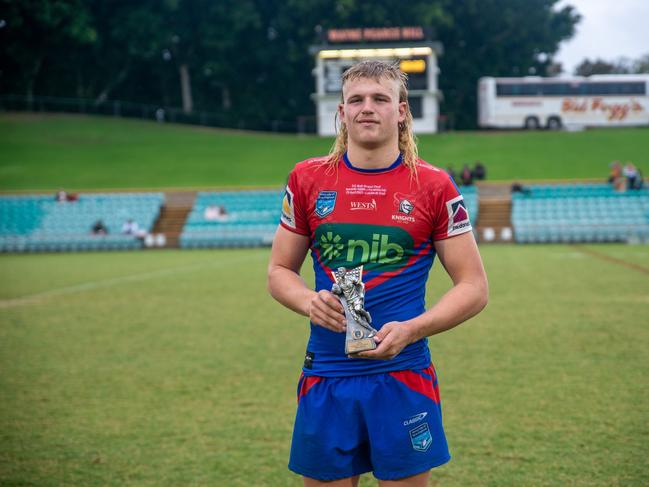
[351,321,416,360]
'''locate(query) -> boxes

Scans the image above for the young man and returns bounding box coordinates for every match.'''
[268,60,488,486]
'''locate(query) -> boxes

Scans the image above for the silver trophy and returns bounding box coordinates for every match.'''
[331,266,378,354]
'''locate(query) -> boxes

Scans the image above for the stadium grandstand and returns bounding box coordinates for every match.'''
[0,192,163,252]
[512,183,649,243]
[1,182,647,252]
[180,190,281,249]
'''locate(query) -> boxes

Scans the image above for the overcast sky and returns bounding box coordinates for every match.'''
[555,0,649,74]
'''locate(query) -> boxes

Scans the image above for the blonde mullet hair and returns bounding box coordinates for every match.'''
[325,60,419,177]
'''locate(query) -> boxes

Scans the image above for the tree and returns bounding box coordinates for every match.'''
[575,58,630,76]
[632,53,649,74]
[88,1,166,106]
[575,53,649,76]
[220,0,449,129]
[0,0,95,102]
[435,0,580,128]
[0,0,582,130]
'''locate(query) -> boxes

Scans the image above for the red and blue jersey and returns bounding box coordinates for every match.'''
[280,153,472,377]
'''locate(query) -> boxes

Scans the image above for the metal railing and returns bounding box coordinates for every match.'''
[0,94,319,134]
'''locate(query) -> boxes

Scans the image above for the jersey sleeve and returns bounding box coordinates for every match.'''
[431,174,473,240]
[279,168,309,236]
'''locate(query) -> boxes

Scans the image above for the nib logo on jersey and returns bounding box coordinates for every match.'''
[315,223,413,271]
[446,195,471,236]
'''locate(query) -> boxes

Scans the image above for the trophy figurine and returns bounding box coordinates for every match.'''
[331,266,378,354]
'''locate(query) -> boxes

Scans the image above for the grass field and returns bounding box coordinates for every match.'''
[1,113,648,191]
[1,245,648,486]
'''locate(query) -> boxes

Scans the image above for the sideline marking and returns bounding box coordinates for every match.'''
[0,253,265,309]
[573,245,649,276]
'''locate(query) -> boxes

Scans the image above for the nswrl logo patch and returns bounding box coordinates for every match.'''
[409,422,432,452]
[315,191,337,218]
[280,185,296,229]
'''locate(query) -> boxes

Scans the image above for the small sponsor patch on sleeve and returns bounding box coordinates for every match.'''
[303,351,314,369]
[280,185,296,229]
[446,195,472,236]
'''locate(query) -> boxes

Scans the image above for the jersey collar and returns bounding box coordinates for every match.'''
[343,152,403,173]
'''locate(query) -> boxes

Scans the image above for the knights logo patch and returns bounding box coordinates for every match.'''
[315,191,337,218]
[399,199,414,215]
[446,195,472,236]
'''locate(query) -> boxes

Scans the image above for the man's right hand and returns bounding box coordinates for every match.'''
[308,290,346,333]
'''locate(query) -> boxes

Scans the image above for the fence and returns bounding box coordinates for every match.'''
[0,94,319,134]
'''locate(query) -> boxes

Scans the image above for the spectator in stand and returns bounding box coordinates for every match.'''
[460,164,474,186]
[204,204,228,222]
[632,167,644,190]
[608,161,626,192]
[121,219,147,238]
[91,220,108,235]
[473,161,486,181]
[623,162,639,190]
[511,182,532,196]
[446,166,457,183]
[55,189,78,202]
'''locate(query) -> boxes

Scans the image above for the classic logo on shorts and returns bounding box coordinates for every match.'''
[403,412,428,426]
[315,191,337,218]
[409,422,432,452]
[280,185,296,229]
[446,195,471,236]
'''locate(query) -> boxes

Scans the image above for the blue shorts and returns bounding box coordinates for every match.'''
[288,365,451,481]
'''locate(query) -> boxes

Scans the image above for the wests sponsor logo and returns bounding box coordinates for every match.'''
[350,199,377,211]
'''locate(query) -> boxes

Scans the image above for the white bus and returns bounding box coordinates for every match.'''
[478,74,649,129]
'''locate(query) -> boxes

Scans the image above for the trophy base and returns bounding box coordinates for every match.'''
[345,337,377,355]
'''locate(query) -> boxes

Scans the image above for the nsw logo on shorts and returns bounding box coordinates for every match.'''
[409,422,432,452]
[315,191,337,218]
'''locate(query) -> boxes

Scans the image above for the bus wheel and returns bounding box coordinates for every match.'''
[547,116,562,130]
[524,116,540,130]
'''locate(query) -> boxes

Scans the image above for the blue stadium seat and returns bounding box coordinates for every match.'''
[181,190,282,249]
[512,183,649,244]
[0,192,163,252]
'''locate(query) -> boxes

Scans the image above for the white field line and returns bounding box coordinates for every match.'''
[0,253,265,309]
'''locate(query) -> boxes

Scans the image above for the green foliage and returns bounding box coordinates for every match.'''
[0,245,647,485]
[1,114,648,190]
[0,0,581,129]
[575,53,649,76]
[436,0,580,127]
[0,0,95,96]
